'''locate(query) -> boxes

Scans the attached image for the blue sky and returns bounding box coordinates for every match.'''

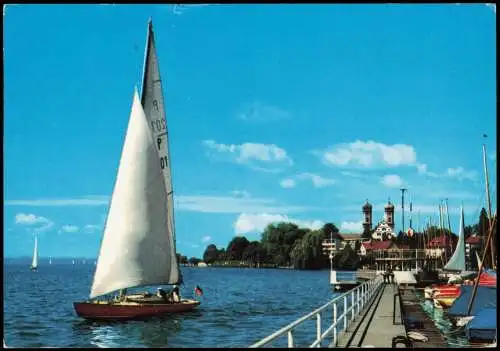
[3,4,497,259]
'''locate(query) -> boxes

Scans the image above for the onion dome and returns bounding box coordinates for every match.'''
[385,199,395,209]
[363,199,372,210]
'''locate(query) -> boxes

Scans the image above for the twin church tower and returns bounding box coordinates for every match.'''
[362,199,395,234]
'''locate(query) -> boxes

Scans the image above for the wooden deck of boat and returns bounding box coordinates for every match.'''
[332,283,448,348]
[398,288,448,348]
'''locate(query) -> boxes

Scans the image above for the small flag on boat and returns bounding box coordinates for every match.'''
[194,285,203,296]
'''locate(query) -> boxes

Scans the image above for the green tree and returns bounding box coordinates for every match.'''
[226,236,250,260]
[203,244,219,264]
[242,241,266,264]
[333,243,360,270]
[478,208,489,237]
[188,257,201,265]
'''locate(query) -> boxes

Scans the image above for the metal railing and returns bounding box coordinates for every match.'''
[249,277,383,348]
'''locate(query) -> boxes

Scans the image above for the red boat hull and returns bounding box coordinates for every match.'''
[74,299,200,320]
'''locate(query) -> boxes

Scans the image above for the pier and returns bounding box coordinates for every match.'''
[249,274,448,348]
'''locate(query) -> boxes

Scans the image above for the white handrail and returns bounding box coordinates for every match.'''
[249,277,383,348]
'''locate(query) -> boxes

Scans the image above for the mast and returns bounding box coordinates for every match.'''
[400,188,407,245]
[467,212,497,316]
[482,141,495,269]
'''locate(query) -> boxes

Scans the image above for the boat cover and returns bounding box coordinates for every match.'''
[447,286,497,317]
[465,308,497,341]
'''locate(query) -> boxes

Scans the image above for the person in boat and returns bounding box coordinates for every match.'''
[172,285,180,303]
[157,287,169,301]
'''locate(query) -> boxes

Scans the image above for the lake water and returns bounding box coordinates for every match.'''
[4,263,338,348]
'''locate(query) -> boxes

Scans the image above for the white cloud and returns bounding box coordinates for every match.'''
[297,173,336,188]
[280,178,296,188]
[445,167,477,181]
[237,101,290,122]
[489,152,496,162]
[234,213,324,235]
[281,173,336,189]
[5,195,109,207]
[59,225,79,233]
[317,140,417,168]
[340,221,363,233]
[175,195,311,214]
[381,174,404,188]
[202,140,293,171]
[14,213,54,233]
[201,235,212,243]
[485,3,496,13]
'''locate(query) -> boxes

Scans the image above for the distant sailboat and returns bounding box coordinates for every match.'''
[30,235,38,271]
[49,256,52,265]
[73,19,200,320]
[72,260,75,265]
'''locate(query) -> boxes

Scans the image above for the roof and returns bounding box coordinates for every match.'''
[465,235,482,245]
[362,240,393,250]
[338,233,363,241]
[427,234,453,248]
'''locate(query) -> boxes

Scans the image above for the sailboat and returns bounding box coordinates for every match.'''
[49,256,52,265]
[30,235,38,271]
[73,19,200,320]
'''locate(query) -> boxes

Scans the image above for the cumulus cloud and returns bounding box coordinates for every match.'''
[234,213,324,234]
[317,140,417,168]
[201,235,212,243]
[340,221,363,233]
[15,213,54,232]
[381,174,404,188]
[280,178,296,188]
[202,140,293,172]
[60,225,79,233]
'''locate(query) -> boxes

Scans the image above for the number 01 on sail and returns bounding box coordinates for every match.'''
[73,19,200,320]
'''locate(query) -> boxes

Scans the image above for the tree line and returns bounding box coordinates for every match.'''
[200,222,359,270]
[182,207,493,271]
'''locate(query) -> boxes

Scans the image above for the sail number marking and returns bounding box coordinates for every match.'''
[151,118,166,133]
[157,137,168,169]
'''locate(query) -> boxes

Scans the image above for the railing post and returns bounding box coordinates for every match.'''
[343,295,347,330]
[288,330,294,348]
[333,303,338,347]
[351,290,355,320]
[357,287,360,314]
[316,313,321,348]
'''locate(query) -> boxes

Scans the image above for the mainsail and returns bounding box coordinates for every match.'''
[444,205,466,271]
[140,19,180,285]
[31,235,38,269]
[90,89,176,299]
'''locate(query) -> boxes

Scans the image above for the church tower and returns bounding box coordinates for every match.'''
[385,199,395,229]
[362,199,373,233]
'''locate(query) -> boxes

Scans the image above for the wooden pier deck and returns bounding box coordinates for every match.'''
[332,282,448,348]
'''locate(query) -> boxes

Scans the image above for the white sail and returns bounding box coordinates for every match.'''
[49,256,52,265]
[140,20,180,285]
[444,205,466,271]
[31,235,38,269]
[90,89,176,299]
